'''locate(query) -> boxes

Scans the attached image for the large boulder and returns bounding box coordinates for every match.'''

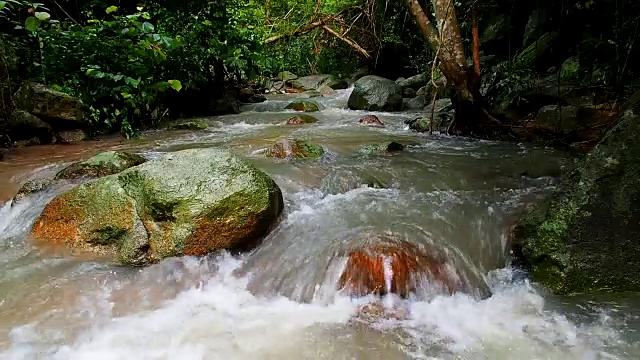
[511,93,640,294]
[55,151,147,180]
[396,73,429,91]
[15,83,87,128]
[7,110,53,144]
[405,98,454,133]
[289,74,346,91]
[31,148,284,266]
[347,76,403,111]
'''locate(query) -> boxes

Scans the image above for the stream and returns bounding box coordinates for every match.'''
[1,88,639,359]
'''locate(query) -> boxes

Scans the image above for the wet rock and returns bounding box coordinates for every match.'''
[405,99,454,133]
[285,101,320,112]
[7,110,53,145]
[13,178,54,203]
[168,120,209,131]
[55,151,147,180]
[286,114,318,125]
[358,115,384,127]
[276,71,297,82]
[403,95,426,110]
[359,141,410,155]
[238,87,255,102]
[403,88,417,98]
[296,90,323,99]
[347,76,403,112]
[338,239,467,298]
[32,148,284,266]
[317,85,336,95]
[512,93,640,294]
[355,302,408,321]
[289,74,335,91]
[397,73,429,91]
[265,138,324,159]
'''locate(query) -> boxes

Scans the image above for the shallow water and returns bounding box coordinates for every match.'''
[1,88,639,359]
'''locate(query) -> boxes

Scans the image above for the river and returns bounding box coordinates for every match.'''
[0,89,639,359]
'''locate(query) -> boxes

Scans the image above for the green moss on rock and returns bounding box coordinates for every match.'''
[285,101,320,112]
[265,138,324,159]
[512,98,640,294]
[168,120,209,131]
[32,148,284,266]
[286,114,318,125]
[55,151,147,180]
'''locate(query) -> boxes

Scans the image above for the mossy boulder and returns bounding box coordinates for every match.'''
[286,114,318,125]
[512,95,640,294]
[265,138,324,159]
[514,32,559,69]
[32,148,284,266]
[55,151,147,180]
[347,76,403,111]
[168,120,209,131]
[285,101,320,112]
[559,57,586,83]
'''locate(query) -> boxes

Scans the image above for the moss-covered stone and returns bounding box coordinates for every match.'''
[32,148,284,266]
[285,101,320,112]
[286,114,318,125]
[265,138,324,159]
[359,141,415,155]
[55,151,147,180]
[514,32,558,69]
[168,120,209,131]
[512,95,640,294]
[12,178,54,204]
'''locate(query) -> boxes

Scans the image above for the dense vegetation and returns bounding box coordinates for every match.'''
[1,0,639,144]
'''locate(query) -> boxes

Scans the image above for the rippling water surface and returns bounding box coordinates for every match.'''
[1,88,639,359]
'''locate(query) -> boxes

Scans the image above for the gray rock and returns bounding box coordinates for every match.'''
[522,9,551,47]
[347,76,403,111]
[7,110,53,144]
[403,95,427,110]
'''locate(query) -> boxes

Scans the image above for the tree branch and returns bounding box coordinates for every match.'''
[321,24,370,58]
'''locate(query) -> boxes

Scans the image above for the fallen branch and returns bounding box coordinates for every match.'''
[265,19,326,43]
[321,24,370,58]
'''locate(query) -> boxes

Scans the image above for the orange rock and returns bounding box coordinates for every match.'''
[338,240,465,298]
[358,115,384,127]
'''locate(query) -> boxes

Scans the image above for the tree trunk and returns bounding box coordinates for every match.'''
[404,0,503,138]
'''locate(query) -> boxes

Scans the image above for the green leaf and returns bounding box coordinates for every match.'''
[168,80,182,92]
[106,6,118,14]
[141,21,154,34]
[25,17,41,32]
[124,77,141,88]
[121,92,133,99]
[34,11,50,21]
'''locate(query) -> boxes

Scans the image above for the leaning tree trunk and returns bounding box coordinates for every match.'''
[404,0,502,138]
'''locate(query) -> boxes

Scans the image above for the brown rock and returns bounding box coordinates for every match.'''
[358,115,384,127]
[286,115,319,125]
[338,239,465,298]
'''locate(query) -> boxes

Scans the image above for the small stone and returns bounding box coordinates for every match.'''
[358,115,384,127]
[265,138,324,159]
[286,115,319,125]
[168,120,209,131]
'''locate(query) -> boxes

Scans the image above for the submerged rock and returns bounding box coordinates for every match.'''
[32,148,284,266]
[338,239,468,298]
[358,115,384,127]
[296,90,323,99]
[168,120,209,131]
[286,114,318,125]
[265,138,324,159]
[512,93,640,294]
[55,151,147,180]
[347,76,403,111]
[358,141,412,155]
[285,101,320,112]
[13,178,54,203]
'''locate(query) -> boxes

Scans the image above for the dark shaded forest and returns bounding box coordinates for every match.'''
[1,0,639,152]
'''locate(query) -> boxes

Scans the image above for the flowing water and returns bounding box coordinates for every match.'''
[1,89,639,359]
